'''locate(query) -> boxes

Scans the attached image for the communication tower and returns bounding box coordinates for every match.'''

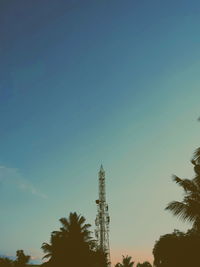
[95,165,111,266]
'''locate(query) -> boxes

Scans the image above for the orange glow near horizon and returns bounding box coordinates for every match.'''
[110,248,153,266]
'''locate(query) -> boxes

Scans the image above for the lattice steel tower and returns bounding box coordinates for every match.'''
[95,165,111,266]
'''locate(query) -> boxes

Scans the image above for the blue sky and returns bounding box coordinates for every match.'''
[0,0,200,264]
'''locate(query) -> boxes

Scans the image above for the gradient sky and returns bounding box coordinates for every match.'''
[1,0,200,265]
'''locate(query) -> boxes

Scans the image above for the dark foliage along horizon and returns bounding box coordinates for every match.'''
[114,255,152,267]
[153,229,200,267]
[2,147,200,267]
[0,250,30,267]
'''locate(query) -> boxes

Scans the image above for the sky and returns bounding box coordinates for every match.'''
[0,0,200,265]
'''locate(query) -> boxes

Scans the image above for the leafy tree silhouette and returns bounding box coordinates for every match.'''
[0,257,14,267]
[166,147,200,231]
[115,255,134,267]
[15,251,30,267]
[136,261,152,267]
[42,212,106,267]
[153,229,200,267]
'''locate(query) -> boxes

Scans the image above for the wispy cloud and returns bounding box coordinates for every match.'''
[0,166,47,199]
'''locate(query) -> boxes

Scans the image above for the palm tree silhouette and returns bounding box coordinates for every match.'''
[166,148,200,231]
[41,231,61,261]
[115,255,134,267]
[58,212,93,244]
[42,212,95,267]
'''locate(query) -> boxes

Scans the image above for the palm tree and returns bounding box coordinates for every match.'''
[58,212,93,244]
[115,255,134,267]
[42,212,95,267]
[166,148,200,231]
[41,231,62,261]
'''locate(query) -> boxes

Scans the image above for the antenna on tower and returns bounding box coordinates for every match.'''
[95,165,111,266]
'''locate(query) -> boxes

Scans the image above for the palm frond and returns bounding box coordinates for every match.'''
[42,253,51,259]
[166,201,198,223]
[59,217,70,230]
[41,242,52,252]
[172,175,198,192]
[193,147,200,164]
[122,255,134,267]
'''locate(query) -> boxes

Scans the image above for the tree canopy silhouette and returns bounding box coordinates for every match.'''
[0,250,30,267]
[42,212,107,267]
[136,261,152,267]
[0,257,13,267]
[115,255,134,267]
[15,250,30,267]
[153,229,200,267]
[166,147,200,231]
